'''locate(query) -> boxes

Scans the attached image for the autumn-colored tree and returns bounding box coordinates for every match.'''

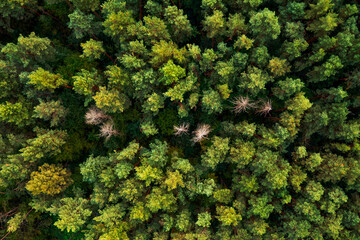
[26,163,73,196]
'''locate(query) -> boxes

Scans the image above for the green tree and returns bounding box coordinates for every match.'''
[93,87,130,113]
[0,100,31,126]
[164,6,193,42]
[202,137,229,169]
[68,10,99,39]
[28,68,67,92]
[202,89,223,114]
[73,68,101,97]
[216,206,241,226]
[249,8,281,42]
[81,39,104,59]
[20,128,67,162]
[203,10,226,39]
[1,32,55,68]
[48,197,92,232]
[33,100,67,127]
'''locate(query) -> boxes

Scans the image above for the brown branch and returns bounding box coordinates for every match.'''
[306,36,318,44]
[266,116,281,121]
[64,0,73,8]
[63,85,73,89]
[309,95,325,100]
[273,107,288,112]
[89,34,100,42]
[0,208,18,219]
[1,231,10,240]
[21,5,41,16]
[103,52,116,64]
[38,7,60,21]
[24,209,33,219]
[139,0,142,20]
[192,66,200,80]
[93,11,103,21]
[253,134,264,139]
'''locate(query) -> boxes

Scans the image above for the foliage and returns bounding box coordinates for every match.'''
[26,163,73,196]
[28,68,67,92]
[33,100,67,127]
[1,0,360,239]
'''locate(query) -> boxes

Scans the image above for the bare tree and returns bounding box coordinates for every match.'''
[256,100,272,116]
[231,96,255,114]
[192,124,212,143]
[99,121,118,141]
[174,123,190,136]
[85,107,109,125]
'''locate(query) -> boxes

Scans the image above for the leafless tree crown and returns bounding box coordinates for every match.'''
[192,124,212,143]
[174,123,190,136]
[85,107,109,125]
[231,96,255,114]
[99,121,119,141]
[256,100,272,116]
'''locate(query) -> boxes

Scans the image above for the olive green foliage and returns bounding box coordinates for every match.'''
[28,68,67,92]
[1,0,360,239]
[33,100,67,127]
[0,100,31,126]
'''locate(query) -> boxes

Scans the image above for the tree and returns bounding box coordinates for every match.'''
[202,137,229,169]
[0,100,31,126]
[229,140,255,168]
[33,100,67,127]
[102,3,135,41]
[84,107,109,125]
[159,60,186,86]
[196,212,212,228]
[164,170,184,191]
[248,194,274,219]
[286,92,312,117]
[27,68,67,92]
[140,119,158,136]
[307,55,343,82]
[239,66,272,94]
[93,87,130,113]
[249,8,281,42]
[268,57,290,77]
[1,32,55,68]
[73,68,102,97]
[138,16,170,43]
[81,39,104,60]
[202,89,223,114]
[164,6,193,42]
[216,206,241,226]
[234,35,254,50]
[2,0,360,238]
[145,187,176,213]
[305,181,324,202]
[164,74,197,102]
[272,78,304,100]
[192,124,212,143]
[26,163,73,196]
[68,10,99,39]
[20,128,67,162]
[48,197,92,232]
[99,121,119,141]
[203,10,226,39]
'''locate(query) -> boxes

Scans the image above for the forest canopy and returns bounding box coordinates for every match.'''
[0,0,360,239]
